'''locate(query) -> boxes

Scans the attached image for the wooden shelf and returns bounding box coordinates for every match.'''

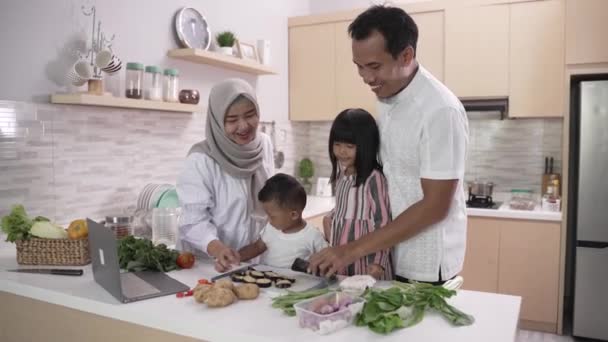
[167,48,277,75]
[50,93,201,113]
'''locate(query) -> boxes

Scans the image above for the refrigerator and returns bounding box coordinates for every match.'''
[569,77,608,340]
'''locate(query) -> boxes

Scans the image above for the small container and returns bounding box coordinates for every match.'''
[179,89,200,104]
[105,215,133,239]
[509,189,536,211]
[163,68,179,102]
[125,62,144,99]
[144,65,163,101]
[294,292,365,335]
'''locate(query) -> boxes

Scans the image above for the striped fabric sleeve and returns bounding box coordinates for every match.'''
[365,170,393,269]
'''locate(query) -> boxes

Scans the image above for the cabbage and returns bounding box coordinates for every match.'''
[30,221,68,239]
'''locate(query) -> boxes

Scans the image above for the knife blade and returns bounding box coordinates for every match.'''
[544,157,549,174]
[211,263,257,282]
[7,268,83,276]
[549,157,554,174]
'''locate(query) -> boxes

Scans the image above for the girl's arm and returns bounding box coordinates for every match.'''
[322,208,335,242]
[365,171,393,271]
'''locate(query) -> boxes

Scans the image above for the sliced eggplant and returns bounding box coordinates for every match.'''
[243,275,257,284]
[256,278,272,288]
[264,271,280,280]
[250,270,266,279]
[275,279,292,289]
[234,271,247,277]
[284,276,296,284]
[231,274,244,283]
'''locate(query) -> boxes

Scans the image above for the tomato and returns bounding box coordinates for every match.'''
[176,252,195,269]
[198,279,212,285]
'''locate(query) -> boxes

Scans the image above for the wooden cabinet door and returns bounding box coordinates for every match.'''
[566,0,608,64]
[289,24,336,121]
[498,220,561,325]
[509,0,565,117]
[334,21,376,116]
[445,4,509,98]
[461,217,500,293]
[411,11,445,82]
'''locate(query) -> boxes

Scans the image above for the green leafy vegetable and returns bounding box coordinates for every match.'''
[355,281,474,334]
[1,205,34,242]
[117,236,180,272]
[271,288,331,316]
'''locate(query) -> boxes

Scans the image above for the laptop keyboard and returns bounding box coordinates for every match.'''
[120,272,161,299]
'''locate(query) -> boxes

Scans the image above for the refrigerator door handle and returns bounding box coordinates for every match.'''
[577,241,608,249]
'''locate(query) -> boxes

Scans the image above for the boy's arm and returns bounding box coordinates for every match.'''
[238,238,267,262]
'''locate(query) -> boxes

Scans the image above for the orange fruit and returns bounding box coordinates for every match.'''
[67,219,88,240]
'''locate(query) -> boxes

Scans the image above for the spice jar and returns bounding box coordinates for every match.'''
[125,62,144,99]
[144,65,163,101]
[163,68,179,102]
[105,215,133,239]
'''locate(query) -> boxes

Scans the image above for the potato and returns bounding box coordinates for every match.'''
[193,284,213,303]
[214,278,234,291]
[233,284,259,300]
[205,288,237,308]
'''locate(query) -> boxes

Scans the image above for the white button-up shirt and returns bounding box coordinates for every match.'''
[176,133,275,256]
[377,65,469,282]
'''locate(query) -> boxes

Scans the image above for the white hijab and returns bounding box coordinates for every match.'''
[188,78,268,216]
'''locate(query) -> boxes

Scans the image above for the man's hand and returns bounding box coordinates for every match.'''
[207,240,240,272]
[308,245,358,277]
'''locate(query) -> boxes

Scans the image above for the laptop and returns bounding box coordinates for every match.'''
[87,219,190,303]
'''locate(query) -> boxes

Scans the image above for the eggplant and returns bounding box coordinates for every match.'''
[231,274,244,282]
[256,278,272,288]
[250,270,266,279]
[264,271,280,280]
[275,279,292,289]
[243,275,257,284]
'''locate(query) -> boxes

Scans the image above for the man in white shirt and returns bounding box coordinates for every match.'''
[309,5,469,284]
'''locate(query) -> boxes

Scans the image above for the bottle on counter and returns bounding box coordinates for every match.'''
[541,180,561,212]
[163,68,179,102]
[144,65,163,101]
[125,62,144,99]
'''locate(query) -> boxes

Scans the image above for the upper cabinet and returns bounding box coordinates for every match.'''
[411,11,445,82]
[509,0,565,117]
[334,21,376,117]
[445,4,510,98]
[565,0,608,64]
[289,24,336,121]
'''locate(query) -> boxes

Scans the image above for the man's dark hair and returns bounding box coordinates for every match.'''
[258,173,307,211]
[348,5,418,59]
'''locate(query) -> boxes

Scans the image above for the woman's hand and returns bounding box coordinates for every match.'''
[207,240,240,272]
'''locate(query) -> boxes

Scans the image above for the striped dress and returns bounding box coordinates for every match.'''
[329,169,393,280]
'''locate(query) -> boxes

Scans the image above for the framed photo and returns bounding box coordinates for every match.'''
[235,40,259,62]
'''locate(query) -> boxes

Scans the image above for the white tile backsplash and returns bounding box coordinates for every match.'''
[0,100,562,225]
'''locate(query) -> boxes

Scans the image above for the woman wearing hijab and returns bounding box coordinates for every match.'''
[177,78,274,271]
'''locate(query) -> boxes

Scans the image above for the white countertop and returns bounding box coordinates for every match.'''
[305,195,561,222]
[0,238,521,342]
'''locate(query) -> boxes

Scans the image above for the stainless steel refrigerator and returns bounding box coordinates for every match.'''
[570,77,608,340]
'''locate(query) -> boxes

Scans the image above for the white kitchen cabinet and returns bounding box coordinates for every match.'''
[445,4,510,98]
[461,217,500,293]
[411,10,445,82]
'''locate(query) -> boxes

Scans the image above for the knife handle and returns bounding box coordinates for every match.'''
[50,269,83,276]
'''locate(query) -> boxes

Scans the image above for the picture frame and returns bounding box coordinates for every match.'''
[235,40,259,62]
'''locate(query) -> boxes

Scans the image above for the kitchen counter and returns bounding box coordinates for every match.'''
[0,238,521,342]
[306,195,561,222]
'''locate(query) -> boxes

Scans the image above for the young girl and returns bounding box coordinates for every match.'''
[323,108,393,280]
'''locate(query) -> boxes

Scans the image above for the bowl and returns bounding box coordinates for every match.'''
[294,292,365,335]
[179,89,200,104]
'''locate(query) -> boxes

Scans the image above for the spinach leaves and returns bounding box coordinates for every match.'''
[117,236,180,272]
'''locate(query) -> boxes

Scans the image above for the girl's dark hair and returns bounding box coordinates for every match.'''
[348,5,418,59]
[329,108,382,187]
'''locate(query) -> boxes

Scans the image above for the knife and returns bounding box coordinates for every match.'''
[7,268,83,276]
[211,263,257,282]
[544,157,549,174]
[549,157,554,174]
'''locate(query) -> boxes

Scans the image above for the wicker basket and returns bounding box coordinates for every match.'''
[15,238,91,266]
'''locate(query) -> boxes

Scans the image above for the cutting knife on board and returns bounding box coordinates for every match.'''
[211,263,257,282]
[7,268,83,276]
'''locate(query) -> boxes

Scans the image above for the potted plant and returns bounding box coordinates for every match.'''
[298,158,314,194]
[216,31,236,55]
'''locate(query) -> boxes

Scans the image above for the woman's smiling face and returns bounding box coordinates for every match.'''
[224,97,259,145]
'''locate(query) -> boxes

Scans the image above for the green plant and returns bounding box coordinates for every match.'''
[216,31,236,47]
[298,158,314,184]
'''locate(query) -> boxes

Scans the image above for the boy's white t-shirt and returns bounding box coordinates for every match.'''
[259,222,328,269]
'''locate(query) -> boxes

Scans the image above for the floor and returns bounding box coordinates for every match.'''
[517,330,577,342]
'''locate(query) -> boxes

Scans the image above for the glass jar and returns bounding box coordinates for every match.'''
[144,65,163,101]
[105,215,133,239]
[125,62,144,99]
[163,68,179,102]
